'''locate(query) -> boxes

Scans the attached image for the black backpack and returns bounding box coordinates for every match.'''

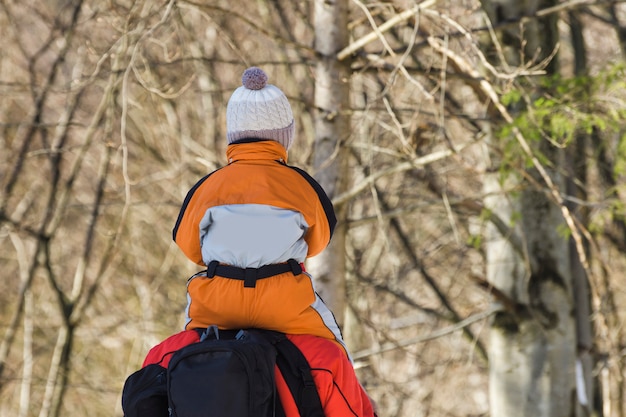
[122,328,325,417]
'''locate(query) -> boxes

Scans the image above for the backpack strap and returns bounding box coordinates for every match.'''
[271,335,325,417]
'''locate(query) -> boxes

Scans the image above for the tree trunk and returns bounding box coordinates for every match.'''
[309,0,350,329]
[483,131,578,417]
[480,1,578,416]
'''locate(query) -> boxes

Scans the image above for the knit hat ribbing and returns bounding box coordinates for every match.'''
[226,67,295,150]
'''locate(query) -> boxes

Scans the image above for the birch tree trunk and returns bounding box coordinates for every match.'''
[479,1,577,416]
[309,0,350,329]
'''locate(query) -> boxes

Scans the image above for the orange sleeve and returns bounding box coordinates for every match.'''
[172,170,221,265]
[286,165,336,258]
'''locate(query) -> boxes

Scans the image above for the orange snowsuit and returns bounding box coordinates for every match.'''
[173,140,348,356]
[142,331,375,417]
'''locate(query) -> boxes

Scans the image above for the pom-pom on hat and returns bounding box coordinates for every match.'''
[226,67,295,150]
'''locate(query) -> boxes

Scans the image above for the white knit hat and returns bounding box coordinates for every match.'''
[226,67,295,150]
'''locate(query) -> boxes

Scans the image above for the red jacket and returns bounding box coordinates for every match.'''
[143,330,375,417]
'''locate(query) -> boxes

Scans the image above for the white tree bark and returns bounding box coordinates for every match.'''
[485,170,577,417]
[309,0,350,328]
[480,1,577,416]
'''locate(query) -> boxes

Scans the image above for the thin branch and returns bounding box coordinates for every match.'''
[333,143,473,206]
[353,305,501,361]
[358,275,447,320]
[424,8,550,79]
[535,0,599,18]
[337,0,438,61]
[178,0,316,56]
[351,0,397,58]
[69,142,113,324]
[37,325,71,417]
[7,232,34,417]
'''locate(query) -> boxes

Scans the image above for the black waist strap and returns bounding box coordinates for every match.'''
[205,259,303,288]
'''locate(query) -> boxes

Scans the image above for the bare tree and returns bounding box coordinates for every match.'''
[308,0,351,332]
[1,1,626,417]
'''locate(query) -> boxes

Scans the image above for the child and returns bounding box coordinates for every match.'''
[172,67,349,357]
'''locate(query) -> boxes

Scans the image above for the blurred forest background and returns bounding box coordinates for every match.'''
[1,0,626,416]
